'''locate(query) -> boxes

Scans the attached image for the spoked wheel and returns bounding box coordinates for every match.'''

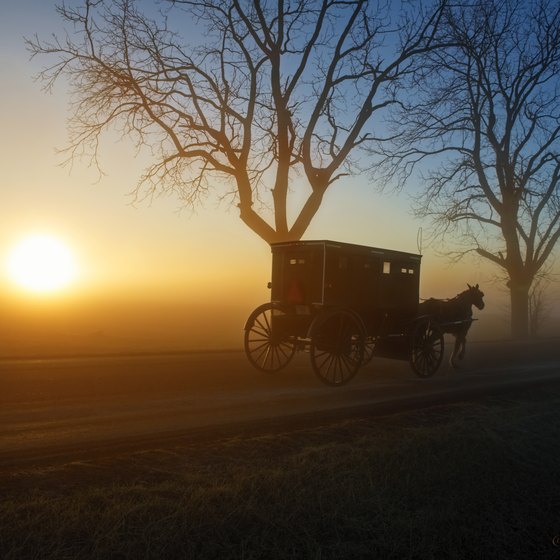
[409,317,444,378]
[310,309,365,386]
[244,303,296,372]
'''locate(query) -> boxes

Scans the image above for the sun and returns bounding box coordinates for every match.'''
[6,234,77,293]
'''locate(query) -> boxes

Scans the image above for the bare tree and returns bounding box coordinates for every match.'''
[379,0,560,338]
[27,0,447,245]
[528,270,556,336]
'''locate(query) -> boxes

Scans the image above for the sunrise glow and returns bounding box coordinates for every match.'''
[6,234,77,294]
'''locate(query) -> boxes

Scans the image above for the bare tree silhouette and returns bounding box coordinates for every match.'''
[528,271,556,336]
[378,0,560,338]
[27,0,448,244]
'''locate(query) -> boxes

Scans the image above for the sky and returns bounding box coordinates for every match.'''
[0,0,543,357]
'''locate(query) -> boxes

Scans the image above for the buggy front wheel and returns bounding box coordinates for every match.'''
[244,303,296,373]
[409,318,444,378]
[309,309,365,386]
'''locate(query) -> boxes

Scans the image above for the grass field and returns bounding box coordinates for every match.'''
[2,384,560,559]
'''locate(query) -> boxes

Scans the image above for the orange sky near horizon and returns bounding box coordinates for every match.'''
[2,1,553,358]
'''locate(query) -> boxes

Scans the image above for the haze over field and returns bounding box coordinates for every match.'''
[1,1,558,357]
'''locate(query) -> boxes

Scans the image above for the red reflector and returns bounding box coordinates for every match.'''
[286,280,305,304]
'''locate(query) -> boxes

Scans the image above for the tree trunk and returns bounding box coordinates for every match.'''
[508,280,530,339]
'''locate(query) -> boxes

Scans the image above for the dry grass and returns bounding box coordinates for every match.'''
[2,385,560,559]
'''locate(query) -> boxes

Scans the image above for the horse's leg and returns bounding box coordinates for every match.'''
[450,335,461,368]
[458,336,466,360]
[458,324,470,360]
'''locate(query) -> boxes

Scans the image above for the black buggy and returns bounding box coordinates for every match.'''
[244,240,444,386]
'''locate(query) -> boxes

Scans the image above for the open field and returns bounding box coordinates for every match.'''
[2,381,560,559]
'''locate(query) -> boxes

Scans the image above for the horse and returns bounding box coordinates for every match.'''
[418,284,485,368]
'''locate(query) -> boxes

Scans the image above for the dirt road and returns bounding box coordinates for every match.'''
[1,339,559,468]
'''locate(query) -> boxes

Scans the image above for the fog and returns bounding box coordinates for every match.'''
[3,284,557,360]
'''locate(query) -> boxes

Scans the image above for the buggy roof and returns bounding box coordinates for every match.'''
[271,240,422,262]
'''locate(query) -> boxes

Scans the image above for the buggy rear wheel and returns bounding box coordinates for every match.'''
[409,317,444,377]
[244,303,296,372]
[309,309,365,386]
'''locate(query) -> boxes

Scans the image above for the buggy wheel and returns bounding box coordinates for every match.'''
[244,303,296,372]
[309,309,365,386]
[409,318,444,378]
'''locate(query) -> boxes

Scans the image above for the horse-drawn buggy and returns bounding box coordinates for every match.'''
[244,240,484,386]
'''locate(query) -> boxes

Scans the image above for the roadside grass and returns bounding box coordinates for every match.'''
[1,385,560,559]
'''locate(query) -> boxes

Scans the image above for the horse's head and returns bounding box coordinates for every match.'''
[467,283,485,310]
